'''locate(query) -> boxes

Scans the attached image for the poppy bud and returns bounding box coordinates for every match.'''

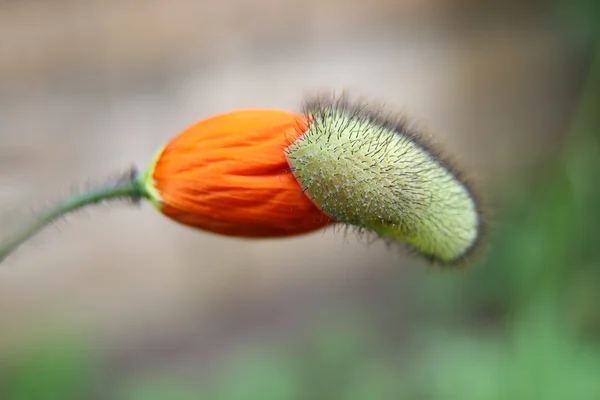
[142,109,333,238]
[142,95,485,266]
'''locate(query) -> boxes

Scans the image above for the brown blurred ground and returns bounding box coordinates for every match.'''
[0,0,588,385]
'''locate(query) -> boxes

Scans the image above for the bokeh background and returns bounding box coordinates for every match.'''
[1,0,599,399]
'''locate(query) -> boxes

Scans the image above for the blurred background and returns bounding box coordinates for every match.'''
[1,0,599,398]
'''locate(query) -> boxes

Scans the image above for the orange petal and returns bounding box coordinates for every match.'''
[146,109,332,237]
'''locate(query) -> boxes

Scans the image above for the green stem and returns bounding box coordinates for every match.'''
[0,167,145,263]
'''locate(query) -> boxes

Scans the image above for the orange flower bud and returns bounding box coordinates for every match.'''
[143,109,333,238]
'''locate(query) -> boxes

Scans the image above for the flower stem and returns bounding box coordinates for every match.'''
[0,167,145,263]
